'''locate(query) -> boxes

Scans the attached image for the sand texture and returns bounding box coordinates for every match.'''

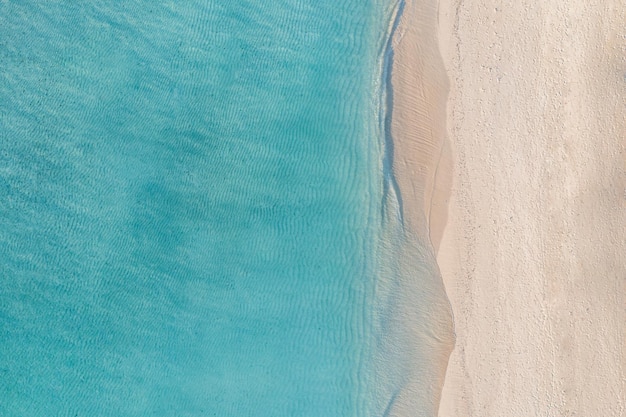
[383,0,456,415]
[389,0,450,242]
[435,0,626,415]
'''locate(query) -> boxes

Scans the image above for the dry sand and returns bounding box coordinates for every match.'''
[433,0,626,416]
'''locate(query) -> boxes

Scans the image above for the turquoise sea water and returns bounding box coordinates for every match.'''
[1,1,452,416]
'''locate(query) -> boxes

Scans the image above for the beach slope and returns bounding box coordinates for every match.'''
[382,0,455,414]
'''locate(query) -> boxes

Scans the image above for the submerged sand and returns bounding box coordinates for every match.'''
[434,0,626,416]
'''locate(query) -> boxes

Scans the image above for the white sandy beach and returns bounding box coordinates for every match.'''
[391,0,624,415]
[432,0,626,416]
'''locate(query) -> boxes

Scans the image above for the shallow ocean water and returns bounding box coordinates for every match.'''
[0,1,409,416]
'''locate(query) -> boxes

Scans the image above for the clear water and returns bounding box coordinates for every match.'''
[0,1,452,416]
[1,1,388,415]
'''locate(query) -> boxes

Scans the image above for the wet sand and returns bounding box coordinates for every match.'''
[386,0,455,414]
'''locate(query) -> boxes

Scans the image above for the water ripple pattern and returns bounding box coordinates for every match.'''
[0,1,402,416]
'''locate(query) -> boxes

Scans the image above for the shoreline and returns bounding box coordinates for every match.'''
[436,0,626,415]
[385,0,456,414]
